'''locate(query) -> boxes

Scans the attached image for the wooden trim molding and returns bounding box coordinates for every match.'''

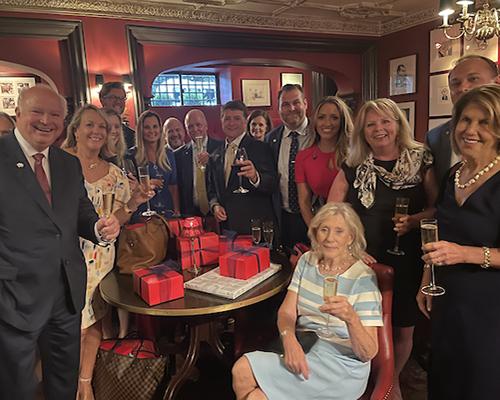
[0,16,90,107]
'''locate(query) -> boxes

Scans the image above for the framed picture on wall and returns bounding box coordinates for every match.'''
[0,76,36,115]
[429,25,462,73]
[429,73,453,117]
[281,73,303,87]
[389,54,416,96]
[397,101,415,136]
[428,117,449,131]
[241,79,271,107]
[463,36,498,62]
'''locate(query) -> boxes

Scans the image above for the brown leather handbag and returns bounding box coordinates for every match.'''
[116,215,171,274]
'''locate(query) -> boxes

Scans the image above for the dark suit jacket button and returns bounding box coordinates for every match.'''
[55,234,61,238]
[64,260,70,265]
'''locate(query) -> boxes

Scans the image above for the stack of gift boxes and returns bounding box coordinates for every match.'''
[133,217,271,305]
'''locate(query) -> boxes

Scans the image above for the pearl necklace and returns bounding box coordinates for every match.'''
[319,258,351,275]
[454,155,500,189]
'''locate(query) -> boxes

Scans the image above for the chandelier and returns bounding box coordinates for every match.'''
[438,0,500,47]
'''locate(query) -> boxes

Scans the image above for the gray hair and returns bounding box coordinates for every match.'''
[308,202,366,260]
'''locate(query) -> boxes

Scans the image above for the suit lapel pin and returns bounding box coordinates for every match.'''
[16,162,24,168]
[272,138,277,143]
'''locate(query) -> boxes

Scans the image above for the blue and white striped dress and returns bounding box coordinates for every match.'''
[245,252,383,400]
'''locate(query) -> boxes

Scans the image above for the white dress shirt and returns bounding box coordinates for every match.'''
[14,128,51,186]
[277,118,313,212]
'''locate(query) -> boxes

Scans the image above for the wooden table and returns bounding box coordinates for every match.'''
[100,260,291,400]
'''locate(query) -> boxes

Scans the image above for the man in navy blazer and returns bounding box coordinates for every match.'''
[207,101,276,234]
[265,84,314,250]
[0,85,120,399]
[426,55,500,186]
[175,109,222,216]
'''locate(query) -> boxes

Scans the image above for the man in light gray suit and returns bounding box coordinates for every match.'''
[426,55,500,186]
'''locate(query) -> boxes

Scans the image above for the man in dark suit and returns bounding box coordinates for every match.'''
[426,55,500,185]
[99,81,135,149]
[175,109,222,217]
[207,101,276,234]
[265,84,314,249]
[0,85,120,400]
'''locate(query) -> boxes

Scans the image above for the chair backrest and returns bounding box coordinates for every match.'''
[289,246,394,400]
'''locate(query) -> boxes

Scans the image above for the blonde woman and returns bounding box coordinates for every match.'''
[232,203,382,400]
[126,110,180,221]
[62,104,148,400]
[295,96,353,226]
[328,98,438,399]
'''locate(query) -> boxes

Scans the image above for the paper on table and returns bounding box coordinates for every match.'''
[184,263,281,299]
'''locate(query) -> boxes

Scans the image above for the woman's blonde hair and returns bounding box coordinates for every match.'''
[308,202,366,260]
[451,84,500,154]
[312,96,354,168]
[347,98,422,167]
[102,108,126,160]
[63,104,112,159]
[135,110,171,171]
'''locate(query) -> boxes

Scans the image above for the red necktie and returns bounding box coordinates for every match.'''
[33,153,52,205]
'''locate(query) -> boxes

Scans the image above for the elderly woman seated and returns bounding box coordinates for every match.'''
[232,202,383,400]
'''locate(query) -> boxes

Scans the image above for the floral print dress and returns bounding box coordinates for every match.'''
[80,163,130,329]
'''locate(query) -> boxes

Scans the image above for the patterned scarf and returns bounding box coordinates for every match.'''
[354,147,433,209]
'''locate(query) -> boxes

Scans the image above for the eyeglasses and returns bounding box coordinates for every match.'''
[103,95,126,102]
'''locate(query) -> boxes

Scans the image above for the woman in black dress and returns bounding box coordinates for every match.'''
[417,84,500,400]
[328,98,437,399]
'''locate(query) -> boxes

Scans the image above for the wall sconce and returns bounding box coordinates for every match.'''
[122,74,133,93]
[95,74,104,90]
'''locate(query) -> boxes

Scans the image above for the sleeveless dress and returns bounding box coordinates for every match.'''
[245,252,383,400]
[344,158,426,327]
[80,164,130,329]
[429,170,500,399]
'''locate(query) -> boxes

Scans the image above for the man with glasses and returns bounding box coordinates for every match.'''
[99,81,135,149]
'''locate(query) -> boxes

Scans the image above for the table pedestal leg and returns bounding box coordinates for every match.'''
[208,320,225,358]
[163,323,201,400]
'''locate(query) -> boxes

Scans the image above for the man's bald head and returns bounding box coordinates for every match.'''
[15,85,66,151]
[184,109,208,139]
[163,117,186,149]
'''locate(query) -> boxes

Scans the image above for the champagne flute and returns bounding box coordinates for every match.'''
[251,219,261,245]
[387,197,410,256]
[420,219,445,296]
[194,136,206,171]
[233,147,249,194]
[152,164,165,214]
[138,166,157,217]
[262,221,274,250]
[317,275,338,339]
[101,189,115,218]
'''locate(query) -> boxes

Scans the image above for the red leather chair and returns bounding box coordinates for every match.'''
[290,246,394,400]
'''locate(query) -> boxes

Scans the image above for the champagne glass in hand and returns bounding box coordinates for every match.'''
[387,197,410,256]
[420,219,445,296]
[233,147,249,194]
[317,275,338,339]
[138,166,157,217]
[101,189,115,218]
[194,136,206,171]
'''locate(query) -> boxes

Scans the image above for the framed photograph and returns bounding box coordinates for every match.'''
[429,25,462,73]
[281,73,303,87]
[0,76,36,115]
[397,101,415,136]
[241,79,271,107]
[428,117,449,131]
[389,55,416,96]
[429,73,453,117]
[463,36,498,62]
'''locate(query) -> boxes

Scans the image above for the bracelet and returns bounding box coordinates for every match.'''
[123,203,135,214]
[481,247,491,269]
[279,329,289,337]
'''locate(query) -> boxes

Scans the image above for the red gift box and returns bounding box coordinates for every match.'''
[219,246,270,280]
[167,216,203,237]
[177,232,220,270]
[219,234,253,255]
[133,264,184,306]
